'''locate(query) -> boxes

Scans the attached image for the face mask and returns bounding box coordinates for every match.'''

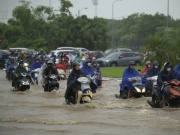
[87,63,91,66]
[147,65,151,68]
[167,68,171,71]
[94,64,97,66]
[154,66,158,69]
[36,61,39,63]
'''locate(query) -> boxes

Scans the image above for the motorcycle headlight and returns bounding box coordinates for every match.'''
[24,63,29,67]
[135,87,141,93]
[142,88,146,93]
[104,60,109,62]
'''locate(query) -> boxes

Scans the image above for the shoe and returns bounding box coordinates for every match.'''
[115,94,121,99]
[11,87,16,91]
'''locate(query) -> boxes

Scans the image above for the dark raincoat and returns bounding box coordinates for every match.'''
[145,66,160,78]
[30,62,41,71]
[64,69,85,99]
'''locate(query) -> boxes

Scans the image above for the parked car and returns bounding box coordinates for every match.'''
[109,48,132,54]
[76,47,89,53]
[104,49,113,55]
[0,49,9,69]
[89,51,104,60]
[96,52,142,67]
[56,47,79,53]
[49,50,78,57]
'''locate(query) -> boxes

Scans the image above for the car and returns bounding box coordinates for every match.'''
[0,49,9,69]
[89,51,104,60]
[108,48,132,55]
[49,50,78,57]
[76,47,89,53]
[56,47,79,53]
[96,52,142,67]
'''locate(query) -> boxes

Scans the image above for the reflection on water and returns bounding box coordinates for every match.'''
[0,71,180,135]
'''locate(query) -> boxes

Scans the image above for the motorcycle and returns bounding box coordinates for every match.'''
[44,74,59,92]
[128,76,146,98]
[167,80,180,107]
[57,69,66,80]
[148,80,180,108]
[31,68,41,84]
[7,66,17,81]
[77,76,93,104]
[145,76,158,96]
[14,72,31,91]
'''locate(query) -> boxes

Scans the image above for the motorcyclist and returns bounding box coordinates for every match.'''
[91,60,102,87]
[11,60,30,90]
[117,61,141,99]
[147,62,175,107]
[38,57,49,87]
[42,60,60,91]
[5,56,18,79]
[64,62,85,104]
[30,57,42,83]
[55,58,67,73]
[81,59,97,93]
[173,63,180,80]
[144,61,160,92]
[50,52,56,64]
[74,53,82,63]
[140,61,151,76]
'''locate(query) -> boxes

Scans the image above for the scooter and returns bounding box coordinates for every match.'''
[148,80,180,108]
[77,76,93,104]
[57,69,66,80]
[14,72,31,91]
[128,76,146,98]
[31,68,41,84]
[7,66,17,81]
[44,74,59,92]
[145,76,158,96]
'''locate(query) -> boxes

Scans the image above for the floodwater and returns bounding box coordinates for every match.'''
[0,70,180,135]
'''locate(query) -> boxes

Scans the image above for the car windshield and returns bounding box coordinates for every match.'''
[106,53,120,58]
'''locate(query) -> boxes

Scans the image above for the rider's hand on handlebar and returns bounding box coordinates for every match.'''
[163,81,168,84]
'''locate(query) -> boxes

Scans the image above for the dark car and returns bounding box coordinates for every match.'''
[0,49,9,69]
[89,51,104,60]
[96,52,142,67]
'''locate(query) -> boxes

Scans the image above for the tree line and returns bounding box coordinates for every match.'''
[0,0,179,66]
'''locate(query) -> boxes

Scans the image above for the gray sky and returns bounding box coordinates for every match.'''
[0,0,180,21]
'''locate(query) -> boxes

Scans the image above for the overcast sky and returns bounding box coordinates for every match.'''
[0,0,180,21]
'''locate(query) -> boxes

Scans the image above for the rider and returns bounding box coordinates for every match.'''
[50,52,56,64]
[64,62,85,104]
[30,57,42,82]
[147,62,175,107]
[140,61,151,76]
[11,60,30,90]
[42,60,60,91]
[173,63,180,80]
[6,56,18,78]
[91,60,102,87]
[117,61,140,99]
[144,61,160,92]
[81,59,97,93]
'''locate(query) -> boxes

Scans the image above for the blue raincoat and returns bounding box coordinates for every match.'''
[30,62,41,71]
[81,62,94,76]
[173,63,180,80]
[120,65,140,92]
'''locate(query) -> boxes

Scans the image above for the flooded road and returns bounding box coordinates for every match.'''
[0,70,180,135]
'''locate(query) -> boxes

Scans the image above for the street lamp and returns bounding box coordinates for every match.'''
[78,7,88,16]
[111,0,123,49]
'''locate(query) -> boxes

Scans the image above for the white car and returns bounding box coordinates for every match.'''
[76,47,89,53]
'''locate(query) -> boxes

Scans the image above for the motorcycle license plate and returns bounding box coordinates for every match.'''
[82,84,90,89]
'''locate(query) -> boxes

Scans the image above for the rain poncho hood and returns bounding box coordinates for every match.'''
[174,63,180,80]
[81,60,94,76]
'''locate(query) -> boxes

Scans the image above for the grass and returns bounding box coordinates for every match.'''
[101,66,143,78]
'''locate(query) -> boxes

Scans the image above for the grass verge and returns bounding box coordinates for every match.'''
[101,66,143,78]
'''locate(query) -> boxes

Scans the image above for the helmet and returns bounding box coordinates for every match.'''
[47,60,54,65]
[153,61,159,66]
[129,61,135,65]
[145,61,151,65]
[73,61,80,68]
[164,62,172,68]
[19,60,24,65]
